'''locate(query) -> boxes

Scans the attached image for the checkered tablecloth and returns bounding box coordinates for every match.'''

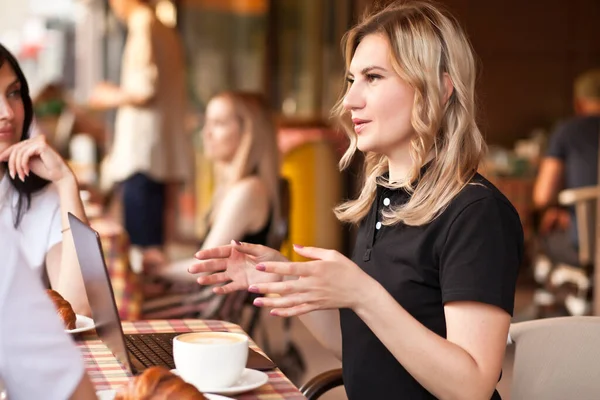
[77,319,306,399]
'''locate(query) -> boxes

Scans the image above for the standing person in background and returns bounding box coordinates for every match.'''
[89,0,192,271]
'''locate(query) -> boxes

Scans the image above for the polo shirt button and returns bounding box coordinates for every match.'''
[383,198,390,206]
[376,221,382,230]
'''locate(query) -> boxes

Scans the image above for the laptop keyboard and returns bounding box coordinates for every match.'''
[125,333,180,369]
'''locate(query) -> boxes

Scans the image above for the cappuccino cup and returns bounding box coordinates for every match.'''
[173,332,249,389]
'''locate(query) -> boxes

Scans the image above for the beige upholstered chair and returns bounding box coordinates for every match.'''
[302,317,600,400]
[508,316,600,400]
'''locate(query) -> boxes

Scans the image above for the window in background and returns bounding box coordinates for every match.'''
[268,0,354,122]
[180,0,268,110]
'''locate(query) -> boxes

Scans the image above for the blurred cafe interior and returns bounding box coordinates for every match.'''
[3,0,600,399]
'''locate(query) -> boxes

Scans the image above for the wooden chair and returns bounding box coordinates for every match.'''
[299,368,344,400]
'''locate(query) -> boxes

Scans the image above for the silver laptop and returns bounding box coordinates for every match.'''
[68,212,275,374]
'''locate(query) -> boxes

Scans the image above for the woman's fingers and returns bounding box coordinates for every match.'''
[188,259,227,274]
[231,240,272,258]
[6,142,23,179]
[215,281,246,295]
[248,280,300,295]
[17,144,40,178]
[292,245,337,261]
[253,293,307,308]
[196,272,230,286]
[195,245,232,260]
[271,303,318,317]
[256,261,314,277]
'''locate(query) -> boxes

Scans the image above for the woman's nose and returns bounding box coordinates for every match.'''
[0,96,14,121]
[342,84,364,112]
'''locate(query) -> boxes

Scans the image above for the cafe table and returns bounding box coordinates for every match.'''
[76,319,307,400]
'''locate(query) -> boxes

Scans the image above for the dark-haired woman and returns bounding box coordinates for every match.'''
[0,43,90,316]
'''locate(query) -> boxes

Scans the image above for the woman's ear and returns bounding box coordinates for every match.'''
[443,73,454,104]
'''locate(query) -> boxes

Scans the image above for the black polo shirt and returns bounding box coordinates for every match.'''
[340,172,523,400]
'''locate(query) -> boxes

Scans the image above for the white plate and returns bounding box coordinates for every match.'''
[96,389,234,400]
[171,368,269,395]
[96,389,116,400]
[65,314,95,334]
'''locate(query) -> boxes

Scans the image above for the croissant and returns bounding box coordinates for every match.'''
[46,289,77,330]
[115,366,207,400]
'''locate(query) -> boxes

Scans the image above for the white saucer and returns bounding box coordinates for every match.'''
[171,368,269,395]
[96,389,234,400]
[65,314,95,334]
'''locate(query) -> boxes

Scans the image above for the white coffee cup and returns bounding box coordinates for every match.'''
[173,332,249,389]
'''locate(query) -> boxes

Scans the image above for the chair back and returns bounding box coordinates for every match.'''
[269,178,291,251]
[509,316,600,400]
[558,187,598,267]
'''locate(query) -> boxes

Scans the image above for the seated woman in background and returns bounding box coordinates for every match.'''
[142,91,281,319]
[0,43,90,316]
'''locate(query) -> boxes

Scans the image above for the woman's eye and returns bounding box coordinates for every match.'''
[8,89,21,98]
[366,74,381,83]
[346,77,354,86]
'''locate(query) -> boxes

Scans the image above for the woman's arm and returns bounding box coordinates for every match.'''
[355,281,509,400]
[201,177,270,250]
[0,135,91,316]
[297,310,343,360]
[46,173,91,316]
[159,178,270,282]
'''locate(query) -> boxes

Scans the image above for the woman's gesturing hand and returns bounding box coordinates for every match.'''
[0,135,72,183]
[189,241,288,295]
[247,245,375,317]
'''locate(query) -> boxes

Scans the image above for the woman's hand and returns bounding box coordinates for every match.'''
[248,245,375,317]
[189,241,288,294]
[0,135,72,183]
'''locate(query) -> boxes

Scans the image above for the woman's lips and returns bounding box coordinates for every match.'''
[0,128,13,139]
[352,119,371,134]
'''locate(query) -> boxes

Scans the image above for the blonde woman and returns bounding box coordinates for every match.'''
[144,91,281,318]
[191,2,523,399]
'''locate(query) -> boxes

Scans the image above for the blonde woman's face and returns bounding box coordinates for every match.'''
[343,34,416,159]
[203,97,243,163]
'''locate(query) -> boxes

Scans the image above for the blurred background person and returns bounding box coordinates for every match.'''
[534,69,600,265]
[532,68,600,314]
[88,0,192,272]
[143,91,281,319]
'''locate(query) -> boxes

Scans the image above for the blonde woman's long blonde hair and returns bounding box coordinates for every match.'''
[334,0,486,226]
[209,92,281,244]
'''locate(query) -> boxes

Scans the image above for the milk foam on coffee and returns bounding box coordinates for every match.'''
[178,333,243,344]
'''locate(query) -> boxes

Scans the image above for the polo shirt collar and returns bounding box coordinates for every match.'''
[377,161,433,191]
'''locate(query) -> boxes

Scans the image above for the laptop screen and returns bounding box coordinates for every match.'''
[68,212,134,373]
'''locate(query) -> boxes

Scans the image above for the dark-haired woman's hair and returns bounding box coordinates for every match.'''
[0,43,50,227]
